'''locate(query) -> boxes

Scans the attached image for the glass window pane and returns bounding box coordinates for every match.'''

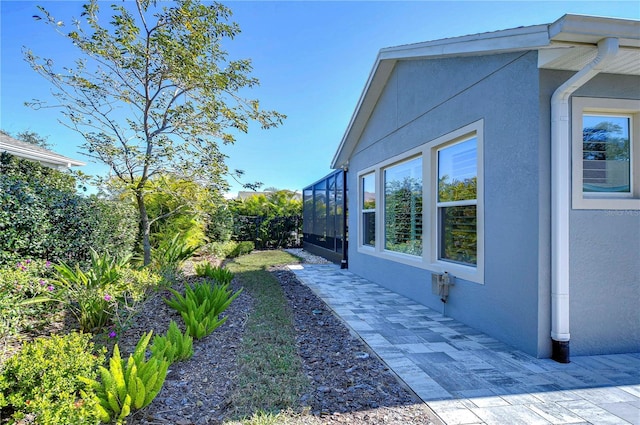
[438,138,477,202]
[363,211,375,246]
[362,174,375,209]
[384,157,422,255]
[583,115,631,193]
[361,173,375,246]
[440,205,477,265]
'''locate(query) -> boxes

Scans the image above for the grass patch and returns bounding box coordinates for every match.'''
[225,251,308,418]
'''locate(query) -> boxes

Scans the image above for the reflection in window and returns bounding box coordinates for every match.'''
[583,115,631,193]
[438,138,477,265]
[362,173,376,246]
[384,157,422,255]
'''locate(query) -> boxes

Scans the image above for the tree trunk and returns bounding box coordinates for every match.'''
[136,192,152,266]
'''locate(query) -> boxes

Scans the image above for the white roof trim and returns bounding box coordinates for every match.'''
[331,14,640,169]
[0,135,85,169]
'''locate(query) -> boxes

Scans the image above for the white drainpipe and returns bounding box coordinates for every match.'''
[550,37,619,363]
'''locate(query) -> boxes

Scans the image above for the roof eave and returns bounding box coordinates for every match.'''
[0,142,86,168]
[331,14,640,170]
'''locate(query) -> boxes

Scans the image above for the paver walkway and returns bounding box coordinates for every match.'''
[289,263,640,425]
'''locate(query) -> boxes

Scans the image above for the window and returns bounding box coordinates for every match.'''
[356,120,483,283]
[362,173,376,246]
[384,157,422,255]
[572,97,640,210]
[437,138,477,265]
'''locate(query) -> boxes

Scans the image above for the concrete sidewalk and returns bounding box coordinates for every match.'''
[289,263,640,425]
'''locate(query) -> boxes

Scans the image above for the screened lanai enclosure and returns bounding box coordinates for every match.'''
[302,169,348,266]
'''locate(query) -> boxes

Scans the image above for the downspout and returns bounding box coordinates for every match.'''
[550,37,619,363]
[341,165,349,269]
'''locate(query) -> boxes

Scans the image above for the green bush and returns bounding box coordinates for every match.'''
[165,281,242,339]
[150,320,194,364]
[236,241,255,257]
[194,262,234,284]
[202,240,254,260]
[0,332,106,425]
[54,251,152,332]
[151,233,201,280]
[0,153,137,268]
[0,259,60,338]
[79,332,169,424]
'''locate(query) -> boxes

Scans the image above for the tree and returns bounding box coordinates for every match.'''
[25,0,285,264]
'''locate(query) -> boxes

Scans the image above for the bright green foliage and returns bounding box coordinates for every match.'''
[0,153,137,268]
[26,0,285,265]
[0,259,60,338]
[194,263,234,285]
[229,191,302,249]
[151,233,201,280]
[150,320,194,364]
[78,332,169,424]
[165,281,242,339]
[203,240,255,260]
[54,251,152,332]
[0,332,106,425]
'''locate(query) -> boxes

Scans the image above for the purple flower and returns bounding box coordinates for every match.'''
[45,261,51,268]
[39,279,46,286]
[47,285,55,291]
[104,294,112,301]
[108,331,117,338]
[25,259,31,264]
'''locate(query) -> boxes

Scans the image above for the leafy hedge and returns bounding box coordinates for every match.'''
[0,153,137,267]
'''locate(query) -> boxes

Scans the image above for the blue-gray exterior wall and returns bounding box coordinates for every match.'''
[567,73,640,355]
[347,51,550,357]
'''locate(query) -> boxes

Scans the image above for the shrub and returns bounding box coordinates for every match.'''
[151,233,201,280]
[0,259,60,338]
[0,153,137,268]
[0,332,105,425]
[205,240,239,259]
[165,281,242,339]
[53,251,135,333]
[79,332,169,424]
[236,241,255,257]
[194,263,234,285]
[150,320,194,364]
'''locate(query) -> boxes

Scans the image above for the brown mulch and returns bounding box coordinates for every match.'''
[123,254,439,425]
[2,252,440,425]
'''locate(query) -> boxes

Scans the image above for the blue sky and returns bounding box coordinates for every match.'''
[1,1,639,196]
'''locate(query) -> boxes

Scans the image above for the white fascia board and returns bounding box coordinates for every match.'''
[0,142,85,167]
[379,24,551,61]
[549,14,640,46]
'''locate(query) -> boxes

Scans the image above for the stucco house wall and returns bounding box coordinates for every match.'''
[347,51,549,357]
[327,15,639,361]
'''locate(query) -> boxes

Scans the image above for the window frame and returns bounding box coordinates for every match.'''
[572,97,640,210]
[356,120,484,284]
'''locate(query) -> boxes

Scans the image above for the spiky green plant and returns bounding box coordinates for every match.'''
[79,332,169,423]
[165,281,242,339]
[150,320,194,364]
[194,262,234,285]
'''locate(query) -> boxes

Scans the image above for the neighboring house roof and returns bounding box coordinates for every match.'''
[0,133,85,169]
[331,14,640,168]
[236,190,302,201]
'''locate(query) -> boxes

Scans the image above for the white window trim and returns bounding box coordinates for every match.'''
[356,120,484,284]
[572,97,640,210]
